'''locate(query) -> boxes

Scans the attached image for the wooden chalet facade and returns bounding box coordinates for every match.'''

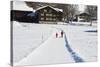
[36,6,63,23]
[76,13,91,22]
[12,1,63,24]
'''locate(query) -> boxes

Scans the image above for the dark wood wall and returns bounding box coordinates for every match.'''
[36,7,63,22]
[11,10,39,23]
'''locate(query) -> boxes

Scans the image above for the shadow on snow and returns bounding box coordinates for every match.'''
[84,30,97,33]
[64,32,84,63]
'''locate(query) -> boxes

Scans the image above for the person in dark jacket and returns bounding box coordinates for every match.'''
[56,32,58,38]
[61,31,63,38]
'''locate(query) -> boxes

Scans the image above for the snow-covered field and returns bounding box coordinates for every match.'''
[69,21,97,26]
[13,21,55,63]
[12,21,97,66]
[53,24,97,62]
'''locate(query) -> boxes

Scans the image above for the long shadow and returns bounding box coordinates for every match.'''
[63,32,84,63]
[52,27,84,62]
[85,30,97,32]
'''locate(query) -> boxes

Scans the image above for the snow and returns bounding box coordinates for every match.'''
[36,5,63,12]
[54,8,63,12]
[65,25,97,62]
[13,21,54,63]
[12,1,63,12]
[15,30,74,66]
[36,5,49,11]
[69,22,97,26]
[52,24,97,62]
[13,1,34,11]
[13,21,97,66]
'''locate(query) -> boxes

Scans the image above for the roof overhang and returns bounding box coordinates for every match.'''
[36,5,63,12]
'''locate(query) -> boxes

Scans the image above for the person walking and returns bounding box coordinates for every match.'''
[61,30,63,38]
[56,32,58,38]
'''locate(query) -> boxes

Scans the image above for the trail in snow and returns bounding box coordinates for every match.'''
[14,29,74,66]
[13,22,55,63]
[13,22,97,66]
[53,27,84,62]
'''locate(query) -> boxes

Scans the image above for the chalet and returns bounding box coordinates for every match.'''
[35,5,63,24]
[11,1,63,24]
[76,13,91,22]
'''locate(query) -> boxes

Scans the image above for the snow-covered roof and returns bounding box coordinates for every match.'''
[36,5,63,12]
[12,1,63,12]
[53,8,63,12]
[78,13,90,16]
[13,1,35,12]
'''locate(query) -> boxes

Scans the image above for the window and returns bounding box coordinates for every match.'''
[53,15,56,17]
[49,10,52,13]
[41,13,44,16]
[46,14,52,16]
[50,14,52,16]
[46,18,48,20]
[46,18,51,20]
[53,18,56,21]
[46,14,49,16]
[41,18,44,20]
[44,9,47,12]
[50,18,52,20]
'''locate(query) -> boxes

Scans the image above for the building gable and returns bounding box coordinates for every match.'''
[35,6,63,22]
[36,6,63,13]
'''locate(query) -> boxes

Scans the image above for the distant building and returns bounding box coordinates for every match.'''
[76,13,91,22]
[35,5,63,23]
[11,1,63,23]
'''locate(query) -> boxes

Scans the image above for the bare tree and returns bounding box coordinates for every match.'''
[85,5,97,26]
[85,5,97,17]
[54,4,78,23]
[67,4,78,23]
